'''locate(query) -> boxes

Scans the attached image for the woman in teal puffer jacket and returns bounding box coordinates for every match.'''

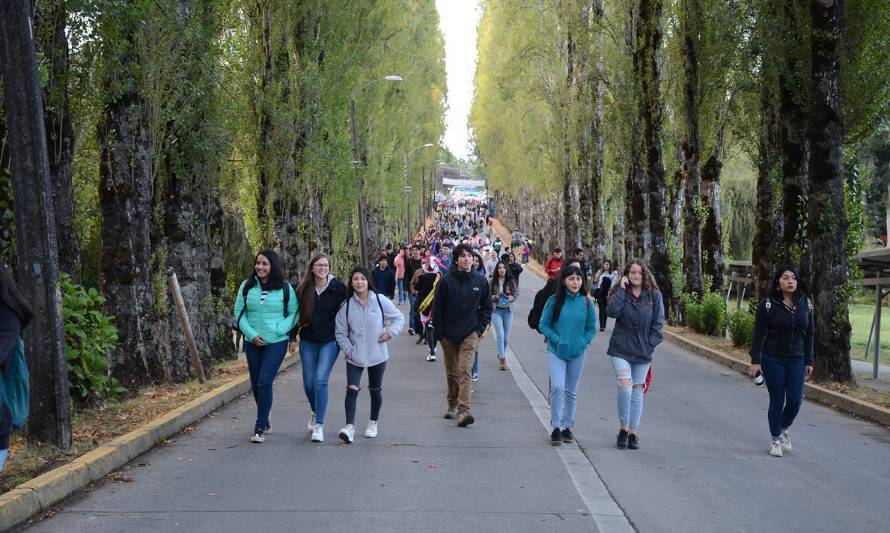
[233,249,298,443]
[539,264,597,446]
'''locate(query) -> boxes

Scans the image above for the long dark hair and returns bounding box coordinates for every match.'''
[297,253,331,327]
[0,263,34,329]
[346,266,376,299]
[770,264,806,300]
[551,264,589,322]
[489,260,516,295]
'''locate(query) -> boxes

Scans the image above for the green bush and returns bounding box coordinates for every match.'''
[682,291,726,336]
[61,274,127,403]
[728,306,755,347]
[682,294,704,332]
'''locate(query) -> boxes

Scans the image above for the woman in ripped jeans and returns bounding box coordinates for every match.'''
[605,259,665,450]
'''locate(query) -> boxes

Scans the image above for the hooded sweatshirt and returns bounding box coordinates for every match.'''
[335,291,404,368]
[606,287,665,364]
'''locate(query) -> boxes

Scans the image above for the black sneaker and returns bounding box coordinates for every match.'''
[617,429,628,449]
[628,433,639,450]
[408,328,415,336]
[550,428,562,446]
[561,428,575,443]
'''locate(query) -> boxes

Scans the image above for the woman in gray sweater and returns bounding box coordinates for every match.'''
[606,259,664,450]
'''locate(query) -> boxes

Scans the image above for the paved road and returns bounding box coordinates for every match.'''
[24,271,890,532]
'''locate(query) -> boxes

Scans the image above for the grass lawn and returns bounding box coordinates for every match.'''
[849,303,890,366]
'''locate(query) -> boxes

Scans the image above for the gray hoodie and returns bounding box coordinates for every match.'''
[606,288,664,364]
[335,291,404,368]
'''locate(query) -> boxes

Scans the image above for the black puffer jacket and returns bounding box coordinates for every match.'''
[298,277,347,343]
[432,269,492,344]
[749,295,814,366]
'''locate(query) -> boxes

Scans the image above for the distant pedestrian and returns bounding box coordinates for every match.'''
[432,244,493,427]
[545,248,564,279]
[470,252,487,381]
[296,254,347,443]
[507,253,523,286]
[394,248,407,304]
[747,265,814,458]
[371,256,396,299]
[593,260,618,332]
[489,261,517,371]
[413,258,443,361]
[335,267,404,444]
[606,259,664,450]
[405,247,424,336]
[0,264,34,471]
[538,265,596,445]
[234,250,299,443]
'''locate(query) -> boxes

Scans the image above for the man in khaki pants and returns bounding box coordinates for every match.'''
[432,244,493,427]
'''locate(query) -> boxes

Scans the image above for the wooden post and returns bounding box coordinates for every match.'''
[167,268,206,382]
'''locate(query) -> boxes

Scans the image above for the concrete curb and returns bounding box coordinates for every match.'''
[665,330,890,427]
[0,355,298,531]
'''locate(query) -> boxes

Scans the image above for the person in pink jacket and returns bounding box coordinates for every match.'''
[394,247,407,305]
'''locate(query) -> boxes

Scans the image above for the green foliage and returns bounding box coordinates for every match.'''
[727,305,755,347]
[60,274,127,403]
[682,290,726,336]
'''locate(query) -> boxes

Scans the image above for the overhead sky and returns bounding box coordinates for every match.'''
[436,0,482,161]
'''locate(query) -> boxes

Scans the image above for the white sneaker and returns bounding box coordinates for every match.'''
[769,439,783,457]
[311,424,324,442]
[364,420,378,438]
[308,412,316,432]
[780,430,792,452]
[338,424,355,444]
[250,432,265,443]
[427,353,436,362]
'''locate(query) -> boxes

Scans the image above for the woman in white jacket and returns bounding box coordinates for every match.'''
[335,266,404,444]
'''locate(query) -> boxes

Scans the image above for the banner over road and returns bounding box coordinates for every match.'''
[442,177,486,187]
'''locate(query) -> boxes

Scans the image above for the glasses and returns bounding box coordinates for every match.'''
[314,263,330,269]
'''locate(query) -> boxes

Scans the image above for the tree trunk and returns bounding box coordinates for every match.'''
[35,0,80,281]
[636,0,672,306]
[807,0,851,383]
[681,0,703,296]
[752,21,782,301]
[0,1,72,448]
[562,26,580,251]
[0,96,16,268]
[97,4,165,388]
[591,0,606,264]
[701,153,724,292]
[625,155,649,259]
[613,205,625,267]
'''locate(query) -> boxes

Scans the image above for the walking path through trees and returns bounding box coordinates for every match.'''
[24,267,890,532]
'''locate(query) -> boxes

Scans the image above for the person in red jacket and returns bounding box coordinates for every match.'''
[545,248,564,279]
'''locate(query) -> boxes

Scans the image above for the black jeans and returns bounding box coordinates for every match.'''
[345,361,387,425]
[597,298,608,329]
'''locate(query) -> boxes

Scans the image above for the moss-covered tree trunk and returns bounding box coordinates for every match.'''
[681,0,703,296]
[807,0,851,383]
[701,153,724,292]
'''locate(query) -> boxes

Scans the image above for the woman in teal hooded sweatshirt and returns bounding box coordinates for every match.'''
[233,249,298,443]
[539,264,597,446]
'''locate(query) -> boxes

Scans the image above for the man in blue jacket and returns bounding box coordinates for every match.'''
[432,244,492,427]
[371,256,396,300]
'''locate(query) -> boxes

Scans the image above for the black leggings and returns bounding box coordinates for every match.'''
[597,298,608,329]
[345,361,387,425]
[424,322,438,355]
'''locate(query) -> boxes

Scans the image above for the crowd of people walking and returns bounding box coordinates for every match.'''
[225,196,812,459]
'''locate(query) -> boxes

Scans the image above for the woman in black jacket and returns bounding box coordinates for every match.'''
[296,254,347,443]
[0,264,34,472]
[747,265,814,458]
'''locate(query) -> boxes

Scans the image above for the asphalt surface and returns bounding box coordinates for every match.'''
[23,270,890,533]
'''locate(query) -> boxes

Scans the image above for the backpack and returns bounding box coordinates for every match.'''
[0,338,30,430]
[345,293,386,337]
[232,280,296,334]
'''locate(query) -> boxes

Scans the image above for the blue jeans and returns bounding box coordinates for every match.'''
[472,351,479,375]
[244,339,289,434]
[397,278,406,304]
[299,340,340,425]
[407,293,417,330]
[492,307,513,359]
[548,351,588,429]
[611,357,651,430]
[0,448,8,472]
[761,353,805,438]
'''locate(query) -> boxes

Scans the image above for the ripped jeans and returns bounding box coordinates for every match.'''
[610,357,651,430]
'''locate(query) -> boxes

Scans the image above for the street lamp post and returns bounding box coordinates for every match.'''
[349,75,402,267]
[403,143,434,245]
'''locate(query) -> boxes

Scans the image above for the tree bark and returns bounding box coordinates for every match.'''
[0,0,72,448]
[97,4,164,388]
[35,0,80,281]
[807,0,851,383]
[636,0,672,306]
[701,153,724,292]
[562,24,580,251]
[681,0,703,296]
[590,0,606,264]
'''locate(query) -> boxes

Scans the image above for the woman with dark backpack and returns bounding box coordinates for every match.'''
[593,260,617,332]
[0,264,33,472]
[296,254,347,443]
[233,250,299,443]
[538,264,597,445]
[334,267,404,443]
[747,265,814,458]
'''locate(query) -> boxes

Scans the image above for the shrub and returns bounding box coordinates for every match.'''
[728,306,755,347]
[700,291,726,336]
[61,274,127,403]
[681,293,704,332]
